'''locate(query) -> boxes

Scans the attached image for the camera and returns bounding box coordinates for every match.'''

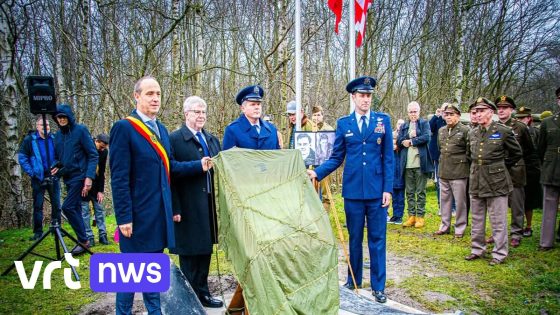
[50,161,65,177]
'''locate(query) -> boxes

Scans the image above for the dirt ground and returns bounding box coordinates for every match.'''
[79,245,441,314]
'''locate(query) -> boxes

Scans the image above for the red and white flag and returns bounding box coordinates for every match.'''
[328,0,343,34]
[355,0,372,47]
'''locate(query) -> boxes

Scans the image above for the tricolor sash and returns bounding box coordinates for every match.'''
[126,116,170,182]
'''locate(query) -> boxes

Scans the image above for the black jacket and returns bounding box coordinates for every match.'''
[169,125,221,255]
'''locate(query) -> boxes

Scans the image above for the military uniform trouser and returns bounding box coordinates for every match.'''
[405,168,427,217]
[439,178,468,235]
[509,187,525,240]
[470,195,509,261]
[540,185,560,248]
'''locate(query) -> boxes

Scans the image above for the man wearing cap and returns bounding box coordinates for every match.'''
[81,133,110,246]
[223,85,280,150]
[169,96,223,308]
[307,76,393,303]
[465,97,522,265]
[398,101,434,229]
[495,95,539,247]
[51,104,98,255]
[310,105,334,131]
[434,104,469,237]
[286,100,313,149]
[515,106,542,237]
[537,86,560,250]
[110,76,212,314]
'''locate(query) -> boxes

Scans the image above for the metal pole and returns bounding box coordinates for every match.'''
[295,0,303,131]
[349,0,356,113]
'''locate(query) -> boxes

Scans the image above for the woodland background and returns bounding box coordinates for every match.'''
[1,0,559,228]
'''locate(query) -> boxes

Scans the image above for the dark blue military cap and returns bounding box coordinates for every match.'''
[235,85,264,105]
[345,76,377,94]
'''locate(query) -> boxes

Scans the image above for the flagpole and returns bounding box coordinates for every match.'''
[295,0,302,131]
[349,0,356,113]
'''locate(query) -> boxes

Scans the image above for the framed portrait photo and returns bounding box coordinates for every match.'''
[294,131,336,166]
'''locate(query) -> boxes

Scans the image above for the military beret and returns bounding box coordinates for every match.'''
[286,101,297,114]
[96,133,110,144]
[495,95,516,109]
[346,76,376,94]
[515,106,532,118]
[469,97,497,111]
[235,85,264,105]
[443,103,461,115]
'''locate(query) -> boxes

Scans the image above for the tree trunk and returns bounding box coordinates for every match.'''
[0,1,26,228]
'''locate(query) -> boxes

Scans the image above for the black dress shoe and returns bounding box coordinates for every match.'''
[199,295,223,308]
[343,282,361,290]
[373,290,387,303]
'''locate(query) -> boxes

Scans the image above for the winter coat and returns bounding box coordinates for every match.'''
[169,125,221,256]
[52,104,98,182]
[18,131,56,182]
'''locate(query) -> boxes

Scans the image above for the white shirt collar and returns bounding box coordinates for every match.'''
[186,125,203,138]
[137,110,156,124]
[355,110,371,124]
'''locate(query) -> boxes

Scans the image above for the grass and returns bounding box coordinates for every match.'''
[0,185,559,314]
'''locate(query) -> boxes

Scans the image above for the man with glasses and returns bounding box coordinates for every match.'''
[110,76,212,314]
[398,101,434,229]
[465,98,522,265]
[81,133,110,246]
[169,96,223,308]
[223,85,280,150]
[537,87,560,251]
[434,104,469,237]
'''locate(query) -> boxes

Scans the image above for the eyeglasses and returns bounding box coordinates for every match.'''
[187,110,207,116]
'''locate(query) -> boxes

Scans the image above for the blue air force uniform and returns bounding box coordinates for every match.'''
[222,85,280,150]
[314,77,394,294]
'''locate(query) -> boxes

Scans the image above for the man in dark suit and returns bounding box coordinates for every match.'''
[110,76,212,315]
[169,96,223,308]
[307,76,394,303]
[222,85,280,150]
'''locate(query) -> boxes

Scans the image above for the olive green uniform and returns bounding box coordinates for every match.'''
[437,122,470,235]
[537,112,560,248]
[503,117,538,240]
[468,121,523,261]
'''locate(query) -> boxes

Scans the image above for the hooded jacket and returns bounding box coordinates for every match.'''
[52,104,98,181]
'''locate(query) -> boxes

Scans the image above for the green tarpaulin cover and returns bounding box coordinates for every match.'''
[214,148,339,314]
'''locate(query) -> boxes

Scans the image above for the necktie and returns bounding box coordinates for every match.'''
[361,116,368,138]
[254,124,261,134]
[146,120,160,138]
[196,132,210,157]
